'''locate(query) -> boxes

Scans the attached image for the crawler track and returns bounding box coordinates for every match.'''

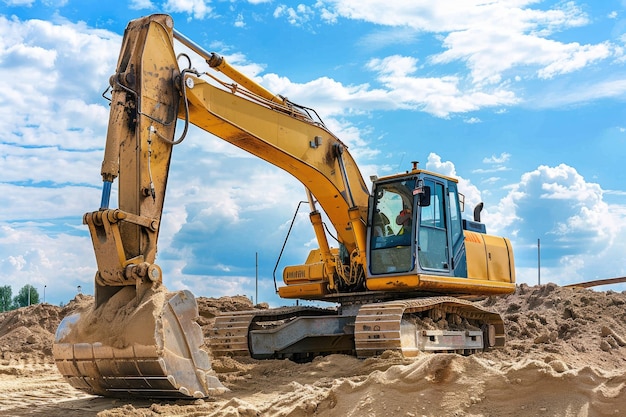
[211,312,257,358]
[211,307,338,358]
[354,297,504,358]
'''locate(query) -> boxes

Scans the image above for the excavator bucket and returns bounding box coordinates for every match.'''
[53,286,227,398]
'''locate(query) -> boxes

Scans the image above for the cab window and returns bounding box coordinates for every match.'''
[369,179,415,274]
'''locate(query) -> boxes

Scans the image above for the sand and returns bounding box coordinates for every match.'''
[1,284,625,416]
[55,286,170,349]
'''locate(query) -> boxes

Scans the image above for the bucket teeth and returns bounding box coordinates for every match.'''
[53,289,227,398]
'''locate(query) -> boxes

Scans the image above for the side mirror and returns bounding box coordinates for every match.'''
[414,183,431,207]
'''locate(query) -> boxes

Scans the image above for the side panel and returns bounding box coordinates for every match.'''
[483,234,515,283]
[365,274,514,295]
[278,283,327,298]
[283,262,326,284]
[464,231,488,280]
[465,230,515,284]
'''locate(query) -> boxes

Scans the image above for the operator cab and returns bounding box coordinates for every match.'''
[367,168,470,280]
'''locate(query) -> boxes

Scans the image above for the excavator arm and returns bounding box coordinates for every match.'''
[100,13,372,290]
[86,12,373,300]
[53,13,371,399]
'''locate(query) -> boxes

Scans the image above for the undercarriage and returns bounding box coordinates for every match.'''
[211,296,504,361]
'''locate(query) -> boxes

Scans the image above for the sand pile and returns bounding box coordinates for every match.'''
[0,284,625,416]
[195,295,265,333]
[0,294,90,367]
[480,283,626,370]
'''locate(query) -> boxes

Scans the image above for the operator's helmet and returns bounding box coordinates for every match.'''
[396,209,411,226]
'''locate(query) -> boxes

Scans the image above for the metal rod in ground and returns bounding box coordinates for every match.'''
[538,238,541,286]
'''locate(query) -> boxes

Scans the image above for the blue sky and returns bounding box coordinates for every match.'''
[1,0,625,307]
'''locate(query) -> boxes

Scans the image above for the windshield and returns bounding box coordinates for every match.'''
[369,178,416,274]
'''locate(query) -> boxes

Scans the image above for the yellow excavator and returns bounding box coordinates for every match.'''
[53,14,515,398]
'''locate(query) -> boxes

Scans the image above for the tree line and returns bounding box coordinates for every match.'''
[0,285,40,312]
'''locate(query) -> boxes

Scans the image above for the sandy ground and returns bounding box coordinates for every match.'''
[1,284,625,416]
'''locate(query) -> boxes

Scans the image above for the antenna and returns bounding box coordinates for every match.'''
[397,152,405,170]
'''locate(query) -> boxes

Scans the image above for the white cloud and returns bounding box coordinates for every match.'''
[274,4,315,26]
[163,0,213,20]
[0,16,119,150]
[0,16,122,304]
[129,0,155,9]
[261,51,519,118]
[367,55,418,78]
[316,2,339,24]
[426,153,483,218]
[0,184,100,222]
[472,153,511,175]
[0,225,95,303]
[536,41,612,79]
[425,152,457,177]
[366,55,519,117]
[487,164,626,285]
[483,152,511,164]
[203,2,624,118]
[482,176,501,186]
[357,27,420,50]
[533,79,626,108]
[261,52,517,117]
[262,72,387,117]
[234,13,245,27]
[3,0,35,5]
[473,166,510,175]
[319,0,622,108]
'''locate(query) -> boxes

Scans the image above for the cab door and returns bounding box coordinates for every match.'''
[416,178,466,277]
[417,179,450,272]
[446,182,467,277]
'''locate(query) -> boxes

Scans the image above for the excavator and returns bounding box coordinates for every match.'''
[53,14,515,399]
